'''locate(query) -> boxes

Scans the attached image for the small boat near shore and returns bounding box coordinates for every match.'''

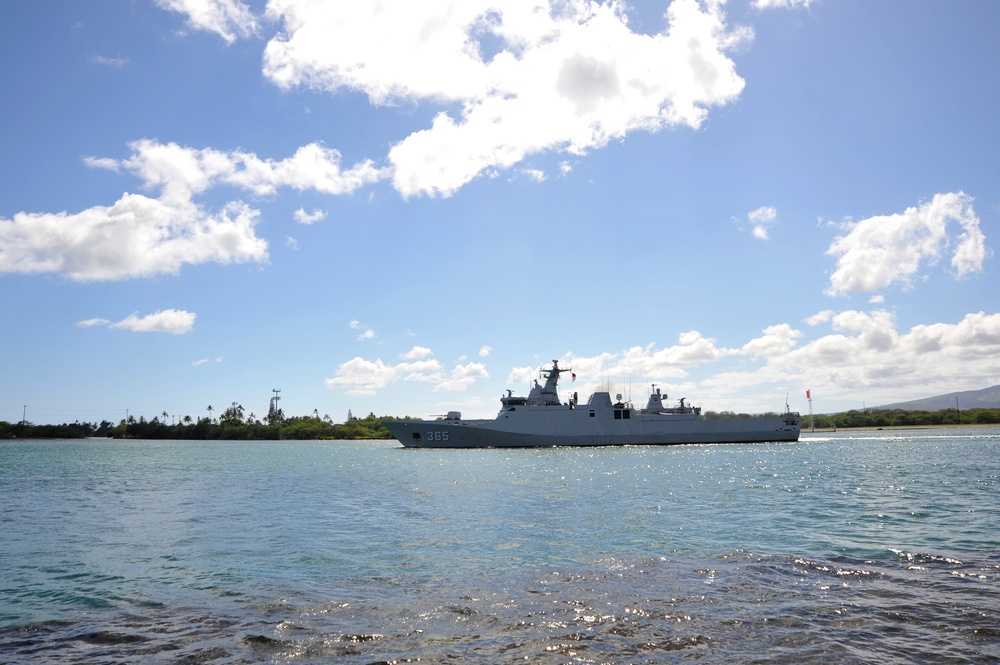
[384,360,801,448]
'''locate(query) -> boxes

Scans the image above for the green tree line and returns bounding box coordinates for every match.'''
[4,406,1000,440]
[703,408,1000,428]
[0,405,413,440]
[802,407,1000,429]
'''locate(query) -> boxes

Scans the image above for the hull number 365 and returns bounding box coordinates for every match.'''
[426,431,449,441]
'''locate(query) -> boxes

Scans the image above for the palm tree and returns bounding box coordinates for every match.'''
[222,402,245,425]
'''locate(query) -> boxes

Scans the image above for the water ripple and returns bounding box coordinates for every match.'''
[2,431,999,663]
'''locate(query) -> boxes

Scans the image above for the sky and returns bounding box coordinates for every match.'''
[1,0,998,426]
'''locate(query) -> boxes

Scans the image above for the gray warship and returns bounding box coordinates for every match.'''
[384,360,801,448]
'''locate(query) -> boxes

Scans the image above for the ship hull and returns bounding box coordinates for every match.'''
[384,414,800,449]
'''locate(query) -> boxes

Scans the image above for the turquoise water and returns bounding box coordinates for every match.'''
[2,430,998,663]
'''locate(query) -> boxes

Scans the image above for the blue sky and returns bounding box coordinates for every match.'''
[2,0,998,426]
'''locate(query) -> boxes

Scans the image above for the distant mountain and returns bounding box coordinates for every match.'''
[874,385,1000,411]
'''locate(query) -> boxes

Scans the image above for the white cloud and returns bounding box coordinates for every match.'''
[479,345,493,357]
[0,140,384,282]
[565,310,1000,409]
[156,0,258,44]
[112,309,196,334]
[830,309,897,351]
[749,205,776,240]
[83,156,120,172]
[753,0,815,9]
[522,169,546,183]
[661,330,729,365]
[735,205,777,240]
[434,362,490,392]
[804,310,835,326]
[77,317,112,328]
[117,139,381,202]
[397,359,444,382]
[294,207,326,224]
[91,55,128,68]
[453,361,488,385]
[775,310,1000,403]
[748,206,776,224]
[264,0,750,197]
[825,192,990,296]
[79,309,197,334]
[565,325,801,388]
[11,1,757,282]
[326,356,439,395]
[285,236,299,250]
[325,357,402,395]
[740,323,802,357]
[518,336,733,397]
[349,320,377,340]
[0,196,267,281]
[401,346,434,360]
[325,350,492,396]
[329,306,1000,412]
[507,364,538,387]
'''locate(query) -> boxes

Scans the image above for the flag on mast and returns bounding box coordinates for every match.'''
[806,389,811,399]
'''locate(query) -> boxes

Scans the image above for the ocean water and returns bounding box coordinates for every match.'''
[1,429,998,664]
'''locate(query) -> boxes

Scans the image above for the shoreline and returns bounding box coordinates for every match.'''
[802,422,996,433]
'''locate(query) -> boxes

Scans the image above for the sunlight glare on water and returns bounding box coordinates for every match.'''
[1,429,999,663]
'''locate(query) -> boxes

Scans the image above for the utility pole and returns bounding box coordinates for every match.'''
[268,388,282,424]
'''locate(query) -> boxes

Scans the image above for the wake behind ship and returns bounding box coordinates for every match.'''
[384,360,801,448]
